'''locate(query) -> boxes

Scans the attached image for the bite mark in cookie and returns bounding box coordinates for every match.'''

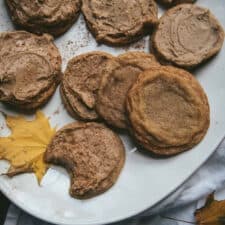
[45,122,125,199]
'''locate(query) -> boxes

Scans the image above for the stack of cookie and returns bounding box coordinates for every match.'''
[59,3,224,161]
[60,50,211,157]
[0,0,224,199]
[61,51,159,128]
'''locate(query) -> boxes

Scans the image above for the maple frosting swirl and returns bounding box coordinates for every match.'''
[6,0,81,36]
[0,31,61,109]
[0,53,52,102]
[152,4,224,68]
[82,0,158,45]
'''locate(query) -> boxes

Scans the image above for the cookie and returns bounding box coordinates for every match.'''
[126,66,210,156]
[151,4,224,69]
[96,52,159,129]
[61,51,114,121]
[6,0,81,36]
[82,0,158,45]
[45,122,125,199]
[157,0,196,7]
[0,31,61,110]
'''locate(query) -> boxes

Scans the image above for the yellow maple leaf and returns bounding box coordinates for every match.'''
[195,193,225,225]
[0,111,56,184]
[161,193,225,225]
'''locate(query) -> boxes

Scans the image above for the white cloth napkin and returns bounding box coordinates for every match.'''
[4,137,225,225]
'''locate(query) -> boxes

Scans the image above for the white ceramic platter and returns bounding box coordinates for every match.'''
[0,0,225,224]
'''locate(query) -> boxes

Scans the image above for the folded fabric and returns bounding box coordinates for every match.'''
[4,138,225,225]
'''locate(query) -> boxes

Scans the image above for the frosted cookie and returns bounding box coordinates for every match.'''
[6,0,81,36]
[0,31,61,110]
[151,4,224,69]
[82,0,158,45]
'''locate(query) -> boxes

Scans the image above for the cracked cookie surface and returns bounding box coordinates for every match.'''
[126,66,210,156]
